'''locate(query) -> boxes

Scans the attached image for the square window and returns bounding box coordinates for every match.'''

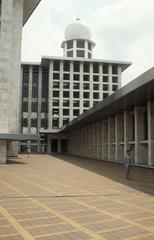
[67,51,73,57]
[77,50,85,57]
[77,40,85,48]
[73,92,80,98]
[83,63,89,72]
[93,92,99,99]
[73,109,80,116]
[67,40,73,49]
[53,91,59,97]
[53,73,59,80]
[63,61,70,71]
[73,62,80,72]
[83,92,89,99]
[73,74,80,81]
[63,74,70,80]
[63,109,69,116]
[63,91,69,98]
[83,75,89,81]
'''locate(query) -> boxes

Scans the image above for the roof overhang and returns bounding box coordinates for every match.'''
[0,133,40,141]
[23,0,41,25]
[62,67,154,133]
[41,56,131,72]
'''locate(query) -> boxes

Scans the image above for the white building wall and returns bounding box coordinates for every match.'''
[0,0,24,162]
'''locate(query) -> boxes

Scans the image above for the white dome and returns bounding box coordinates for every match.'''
[65,20,91,41]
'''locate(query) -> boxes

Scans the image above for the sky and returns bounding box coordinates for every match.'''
[22,0,154,86]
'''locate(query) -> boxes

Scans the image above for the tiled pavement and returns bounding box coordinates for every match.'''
[0,154,154,240]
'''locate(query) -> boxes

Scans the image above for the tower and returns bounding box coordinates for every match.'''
[61,18,95,58]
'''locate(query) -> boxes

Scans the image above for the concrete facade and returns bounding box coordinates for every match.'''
[61,68,154,168]
[20,58,130,152]
[0,0,41,163]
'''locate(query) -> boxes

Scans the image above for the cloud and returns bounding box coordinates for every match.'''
[90,0,154,84]
[22,0,154,86]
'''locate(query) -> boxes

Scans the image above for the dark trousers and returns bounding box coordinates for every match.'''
[125,164,131,179]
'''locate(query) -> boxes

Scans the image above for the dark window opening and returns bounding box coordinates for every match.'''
[63,100,69,107]
[73,74,80,81]
[63,82,70,89]
[67,51,73,57]
[52,119,59,129]
[22,101,28,112]
[73,83,80,89]
[112,64,118,74]
[42,68,49,99]
[77,40,85,48]
[103,64,109,74]
[73,62,80,72]
[103,93,109,99]
[93,92,99,99]
[103,84,109,91]
[53,91,59,97]
[63,73,70,80]
[77,50,85,57]
[31,102,38,112]
[31,119,37,127]
[73,100,79,107]
[83,75,89,81]
[88,52,91,58]
[83,92,89,99]
[41,119,48,129]
[83,83,89,90]
[67,40,73,49]
[63,119,69,126]
[83,101,89,108]
[41,102,48,113]
[22,85,29,98]
[63,91,69,98]
[88,42,92,50]
[103,76,109,82]
[83,63,89,73]
[93,84,99,90]
[144,111,148,140]
[22,118,28,127]
[63,61,70,71]
[73,92,80,98]
[63,109,69,116]
[112,85,118,91]
[113,77,118,83]
[53,73,60,80]
[73,109,80,116]
[93,63,99,73]
[93,75,99,82]
[53,60,60,71]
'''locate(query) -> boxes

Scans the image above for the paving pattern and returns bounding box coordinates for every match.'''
[0,154,154,240]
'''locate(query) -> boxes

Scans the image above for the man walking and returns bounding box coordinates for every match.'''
[123,150,134,179]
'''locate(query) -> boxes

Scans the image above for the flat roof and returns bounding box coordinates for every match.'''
[62,67,154,133]
[0,133,40,141]
[23,0,41,25]
[41,56,131,72]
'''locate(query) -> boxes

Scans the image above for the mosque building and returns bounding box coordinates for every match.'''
[20,19,131,153]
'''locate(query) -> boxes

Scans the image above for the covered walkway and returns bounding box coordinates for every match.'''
[0,155,153,240]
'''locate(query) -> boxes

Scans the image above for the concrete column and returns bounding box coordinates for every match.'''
[147,101,154,166]
[59,61,63,128]
[109,116,115,161]
[134,106,147,165]
[89,63,93,107]
[28,66,32,133]
[99,64,103,101]
[109,64,112,95]
[69,61,73,121]
[48,61,53,128]
[97,121,102,160]
[37,67,42,152]
[80,63,83,114]
[118,66,122,88]
[0,141,7,164]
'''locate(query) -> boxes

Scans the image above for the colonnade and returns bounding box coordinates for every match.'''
[67,102,154,167]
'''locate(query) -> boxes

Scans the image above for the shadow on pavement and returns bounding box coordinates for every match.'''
[54,154,154,196]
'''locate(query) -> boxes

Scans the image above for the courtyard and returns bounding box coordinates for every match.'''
[0,154,154,240]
